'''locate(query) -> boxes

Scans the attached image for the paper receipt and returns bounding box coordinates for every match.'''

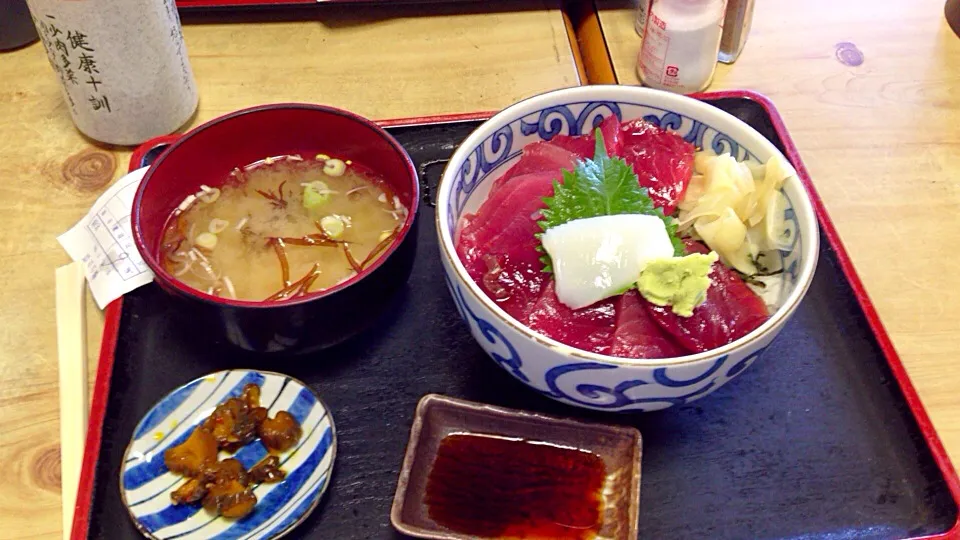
[58,167,154,309]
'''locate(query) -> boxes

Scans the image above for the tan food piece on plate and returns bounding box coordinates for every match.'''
[170,477,208,505]
[202,397,266,452]
[240,383,261,409]
[258,411,302,452]
[201,458,249,487]
[202,480,257,518]
[163,427,218,476]
[249,455,286,484]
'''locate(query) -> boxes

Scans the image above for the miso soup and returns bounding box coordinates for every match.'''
[159,154,408,301]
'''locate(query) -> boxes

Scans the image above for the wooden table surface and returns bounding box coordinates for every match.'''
[5,0,960,537]
[595,0,960,461]
[0,3,579,537]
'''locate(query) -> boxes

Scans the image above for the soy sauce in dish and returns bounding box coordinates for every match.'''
[424,433,606,539]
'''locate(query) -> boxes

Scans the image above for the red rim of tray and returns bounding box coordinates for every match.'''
[70,98,960,540]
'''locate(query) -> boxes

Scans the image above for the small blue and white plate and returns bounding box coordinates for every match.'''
[120,369,336,540]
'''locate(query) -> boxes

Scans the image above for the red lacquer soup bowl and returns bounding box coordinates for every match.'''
[132,103,420,354]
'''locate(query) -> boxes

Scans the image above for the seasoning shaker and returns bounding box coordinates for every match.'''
[718,0,755,63]
[25,0,198,146]
[635,0,727,94]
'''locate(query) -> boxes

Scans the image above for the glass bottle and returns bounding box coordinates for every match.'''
[636,0,727,94]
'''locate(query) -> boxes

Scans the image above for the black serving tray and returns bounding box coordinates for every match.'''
[74,96,960,539]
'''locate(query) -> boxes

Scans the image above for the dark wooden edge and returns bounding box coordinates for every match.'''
[562,5,589,85]
[566,0,619,84]
[70,100,960,539]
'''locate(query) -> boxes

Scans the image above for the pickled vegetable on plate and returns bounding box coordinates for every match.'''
[259,411,302,453]
[201,385,268,452]
[203,480,257,519]
[170,477,208,505]
[201,458,249,487]
[249,455,286,484]
[164,427,218,476]
[164,382,303,518]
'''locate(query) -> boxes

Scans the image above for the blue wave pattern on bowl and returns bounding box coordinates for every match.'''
[446,273,528,383]
[445,100,802,411]
[121,370,336,540]
[539,348,768,409]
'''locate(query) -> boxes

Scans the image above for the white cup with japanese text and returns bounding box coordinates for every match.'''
[26,0,198,145]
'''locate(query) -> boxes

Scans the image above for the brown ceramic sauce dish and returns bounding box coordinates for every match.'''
[391,394,642,540]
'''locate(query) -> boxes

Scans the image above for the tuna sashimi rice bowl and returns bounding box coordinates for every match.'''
[436,87,819,411]
[459,111,810,359]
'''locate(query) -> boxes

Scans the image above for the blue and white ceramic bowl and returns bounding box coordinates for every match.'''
[120,370,336,539]
[436,86,819,413]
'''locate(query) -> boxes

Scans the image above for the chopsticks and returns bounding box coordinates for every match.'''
[55,262,88,540]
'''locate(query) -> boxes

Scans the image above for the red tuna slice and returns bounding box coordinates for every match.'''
[611,290,687,359]
[527,280,616,356]
[467,247,548,322]
[458,173,534,248]
[492,125,607,191]
[494,140,579,189]
[536,116,620,160]
[646,241,770,353]
[544,133,594,159]
[456,172,558,320]
[618,119,695,214]
[458,171,557,252]
[598,114,622,157]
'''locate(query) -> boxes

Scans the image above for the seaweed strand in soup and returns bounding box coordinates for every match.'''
[160,155,407,301]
